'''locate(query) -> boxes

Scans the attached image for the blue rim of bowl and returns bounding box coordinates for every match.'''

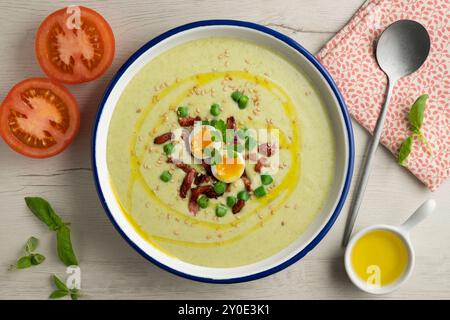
[91,19,355,284]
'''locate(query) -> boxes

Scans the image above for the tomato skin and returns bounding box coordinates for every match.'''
[0,78,80,158]
[35,6,115,84]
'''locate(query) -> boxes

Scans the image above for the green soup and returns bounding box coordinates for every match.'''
[107,38,335,267]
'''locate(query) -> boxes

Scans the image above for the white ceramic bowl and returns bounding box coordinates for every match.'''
[344,225,415,295]
[92,20,354,283]
[344,199,436,294]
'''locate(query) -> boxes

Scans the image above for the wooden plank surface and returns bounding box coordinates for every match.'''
[0,0,449,299]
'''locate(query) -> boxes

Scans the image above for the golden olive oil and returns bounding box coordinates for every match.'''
[351,229,409,286]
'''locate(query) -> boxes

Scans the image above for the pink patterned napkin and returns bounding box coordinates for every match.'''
[317,0,450,191]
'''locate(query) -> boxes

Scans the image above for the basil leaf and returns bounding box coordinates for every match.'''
[25,197,80,270]
[408,94,428,131]
[70,293,79,300]
[25,197,64,231]
[213,120,227,142]
[16,256,32,269]
[56,225,78,266]
[49,290,69,299]
[70,290,79,300]
[25,236,39,254]
[30,253,46,266]
[398,136,414,166]
[53,274,69,291]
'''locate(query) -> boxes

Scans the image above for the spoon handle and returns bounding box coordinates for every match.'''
[400,199,436,233]
[342,79,395,247]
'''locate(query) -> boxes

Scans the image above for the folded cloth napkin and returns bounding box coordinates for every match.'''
[317,0,450,191]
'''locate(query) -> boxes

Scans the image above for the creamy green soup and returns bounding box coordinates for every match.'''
[107,38,335,267]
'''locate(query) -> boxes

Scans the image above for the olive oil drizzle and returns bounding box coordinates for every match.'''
[113,71,302,248]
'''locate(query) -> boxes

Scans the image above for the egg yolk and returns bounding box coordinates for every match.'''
[214,155,245,182]
[191,127,213,157]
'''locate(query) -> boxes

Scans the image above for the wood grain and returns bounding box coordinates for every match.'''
[0,0,449,300]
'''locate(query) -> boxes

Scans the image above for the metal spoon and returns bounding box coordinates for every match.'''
[342,20,430,247]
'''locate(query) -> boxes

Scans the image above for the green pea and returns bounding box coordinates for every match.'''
[245,136,257,151]
[261,175,273,185]
[215,204,228,217]
[210,119,218,127]
[238,95,249,109]
[237,190,250,201]
[226,196,237,208]
[211,130,222,142]
[210,103,221,116]
[254,186,267,198]
[208,148,221,165]
[177,106,188,118]
[213,149,222,165]
[231,91,243,102]
[160,171,172,182]
[213,181,227,195]
[197,196,209,209]
[202,120,210,125]
[163,143,174,155]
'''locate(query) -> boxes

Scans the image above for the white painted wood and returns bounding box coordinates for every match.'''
[0,0,448,300]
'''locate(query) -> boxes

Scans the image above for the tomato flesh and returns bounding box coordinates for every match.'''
[36,6,115,84]
[0,78,80,158]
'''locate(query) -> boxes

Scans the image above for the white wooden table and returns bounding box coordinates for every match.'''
[1,0,449,300]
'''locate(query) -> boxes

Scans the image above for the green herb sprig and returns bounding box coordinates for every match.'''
[15,237,45,269]
[24,197,78,266]
[212,119,227,142]
[398,94,432,166]
[49,275,82,300]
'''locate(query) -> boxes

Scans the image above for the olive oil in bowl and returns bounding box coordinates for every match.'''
[344,199,436,294]
[351,229,409,286]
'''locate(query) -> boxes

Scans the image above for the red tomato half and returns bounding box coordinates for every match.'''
[0,78,80,158]
[35,6,115,84]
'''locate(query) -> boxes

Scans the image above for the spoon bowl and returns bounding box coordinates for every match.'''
[376,20,430,79]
